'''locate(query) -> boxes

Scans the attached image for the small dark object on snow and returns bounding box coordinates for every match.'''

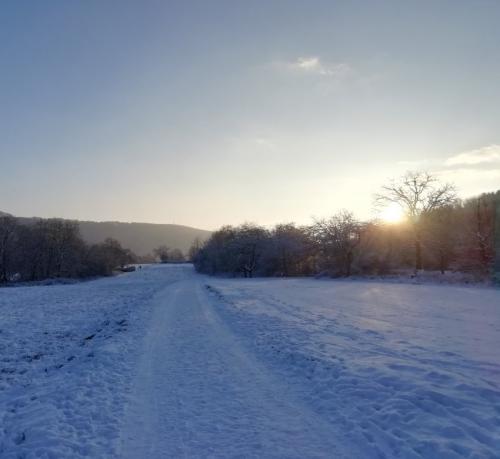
[120,266,136,273]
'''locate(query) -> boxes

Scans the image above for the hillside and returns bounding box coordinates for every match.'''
[77,220,210,256]
[2,211,210,256]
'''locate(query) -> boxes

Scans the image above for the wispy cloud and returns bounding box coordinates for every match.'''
[445,144,500,166]
[436,167,500,195]
[294,56,321,70]
[432,144,500,196]
[284,56,353,78]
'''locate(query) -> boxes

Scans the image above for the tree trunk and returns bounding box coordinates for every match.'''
[0,248,6,282]
[0,234,9,282]
[415,239,422,272]
[345,251,353,277]
[440,250,446,274]
[281,249,289,277]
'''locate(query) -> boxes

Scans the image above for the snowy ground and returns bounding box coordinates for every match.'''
[1,265,499,458]
[207,277,500,459]
[0,265,188,458]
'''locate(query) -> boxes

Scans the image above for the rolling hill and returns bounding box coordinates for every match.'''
[77,220,211,256]
[2,211,211,256]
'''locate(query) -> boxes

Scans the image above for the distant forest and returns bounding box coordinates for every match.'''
[0,217,136,282]
[192,172,500,281]
[2,171,498,284]
[0,217,191,283]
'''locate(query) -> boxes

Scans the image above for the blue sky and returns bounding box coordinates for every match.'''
[1,1,499,229]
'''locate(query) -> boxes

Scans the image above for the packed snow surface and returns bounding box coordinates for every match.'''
[1,265,499,458]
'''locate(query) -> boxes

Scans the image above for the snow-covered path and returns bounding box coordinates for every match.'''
[120,277,347,458]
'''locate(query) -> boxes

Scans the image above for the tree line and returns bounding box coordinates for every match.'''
[192,172,498,279]
[153,245,186,263]
[0,217,135,283]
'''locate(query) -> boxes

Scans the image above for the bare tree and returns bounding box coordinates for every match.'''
[310,210,361,277]
[494,191,500,282]
[169,248,185,262]
[85,238,134,276]
[422,205,457,274]
[0,216,18,282]
[45,219,85,278]
[230,224,268,278]
[470,196,494,273]
[375,171,456,272]
[192,224,268,277]
[266,223,312,276]
[188,238,202,262]
[457,194,496,274]
[153,245,170,263]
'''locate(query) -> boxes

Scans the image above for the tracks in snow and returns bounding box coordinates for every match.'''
[120,278,346,458]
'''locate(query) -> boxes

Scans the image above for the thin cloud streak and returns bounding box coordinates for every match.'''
[445,144,500,166]
[278,56,353,78]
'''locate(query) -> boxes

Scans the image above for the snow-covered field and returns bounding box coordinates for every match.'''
[208,278,500,459]
[1,265,499,458]
[0,265,189,458]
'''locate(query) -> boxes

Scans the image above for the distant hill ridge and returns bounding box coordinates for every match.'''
[1,211,211,256]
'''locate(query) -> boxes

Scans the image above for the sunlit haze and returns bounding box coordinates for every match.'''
[379,203,405,224]
[1,1,499,229]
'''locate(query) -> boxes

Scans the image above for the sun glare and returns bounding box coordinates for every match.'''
[380,203,404,223]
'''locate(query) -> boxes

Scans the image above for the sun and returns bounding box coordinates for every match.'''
[379,203,405,223]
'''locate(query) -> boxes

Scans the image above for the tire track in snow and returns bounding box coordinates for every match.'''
[120,277,348,458]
